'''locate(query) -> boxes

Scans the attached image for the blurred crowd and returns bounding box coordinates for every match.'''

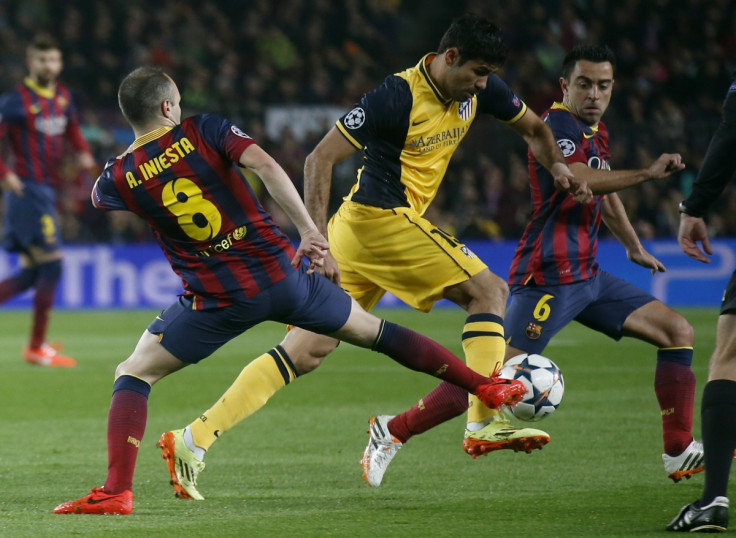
[1,0,735,243]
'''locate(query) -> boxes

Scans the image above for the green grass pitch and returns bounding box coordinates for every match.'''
[0,307,723,537]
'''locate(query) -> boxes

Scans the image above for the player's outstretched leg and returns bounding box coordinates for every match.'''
[371,321,526,409]
[52,374,151,515]
[158,429,206,500]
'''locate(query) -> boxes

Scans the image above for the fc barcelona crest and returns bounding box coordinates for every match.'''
[525,322,542,340]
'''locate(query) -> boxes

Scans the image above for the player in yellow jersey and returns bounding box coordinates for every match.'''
[157,12,591,498]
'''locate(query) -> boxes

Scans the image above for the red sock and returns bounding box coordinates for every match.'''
[30,260,61,348]
[388,381,468,443]
[655,350,695,455]
[373,321,487,392]
[103,376,151,494]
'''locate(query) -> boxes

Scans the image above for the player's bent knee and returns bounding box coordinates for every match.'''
[667,315,695,347]
[280,329,339,375]
[445,270,508,311]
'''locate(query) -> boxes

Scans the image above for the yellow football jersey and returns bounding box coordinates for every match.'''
[336,53,527,216]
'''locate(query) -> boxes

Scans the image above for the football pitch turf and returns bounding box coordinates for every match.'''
[0,307,724,537]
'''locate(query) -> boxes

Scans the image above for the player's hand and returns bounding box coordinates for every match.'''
[678,214,712,263]
[291,228,330,274]
[0,171,24,196]
[317,250,341,286]
[77,152,97,172]
[627,245,666,274]
[550,162,592,204]
[648,153,685,179]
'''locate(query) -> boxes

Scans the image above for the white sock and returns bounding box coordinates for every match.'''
[465,420,491,432]
[183,425,206,461]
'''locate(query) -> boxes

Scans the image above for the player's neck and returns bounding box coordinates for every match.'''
[25,76,55,97]
[131,118,177,140]
[426,55,450,101]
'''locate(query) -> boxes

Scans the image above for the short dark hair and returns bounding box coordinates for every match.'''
[561,45,616,80]
[437,13,508,67]
[118,66,174,126]
[27,33,60,54]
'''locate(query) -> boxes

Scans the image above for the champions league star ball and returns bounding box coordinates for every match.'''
[499,353,564,421]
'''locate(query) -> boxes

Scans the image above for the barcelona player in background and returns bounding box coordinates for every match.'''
[0,34,96,367]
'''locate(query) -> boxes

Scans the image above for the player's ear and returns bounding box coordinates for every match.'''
[444,47,461,66]
[559,77,568,94]
[161,99,172,118]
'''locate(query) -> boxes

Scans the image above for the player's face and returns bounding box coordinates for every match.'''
[442,50,498,101]
[26,48,63,87]
[166,79,182,124]
[560,60,614,126]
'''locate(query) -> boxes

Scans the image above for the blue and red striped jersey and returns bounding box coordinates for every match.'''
[0,77,90,186]
[92,114,296,309]
[508,102,609,286]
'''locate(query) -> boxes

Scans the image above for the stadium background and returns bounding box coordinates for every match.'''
[1,0,735,308]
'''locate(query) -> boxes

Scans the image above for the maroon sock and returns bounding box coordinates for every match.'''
[388,381,468,443]
[0,267,38,303]
[655,350,695,455]
[373,321,487,392]
[103,376,151,494]
[30,260,61,348]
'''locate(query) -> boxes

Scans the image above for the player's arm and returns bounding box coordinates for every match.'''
[568,154,685,195]
[509,110,591,203]
[64,104,96,173]
[239,143,329,272]
[678,88,736,263]
[303,126,358,284]
[304,126,359,235]
[601,192,665,274]
[0,102,23,196]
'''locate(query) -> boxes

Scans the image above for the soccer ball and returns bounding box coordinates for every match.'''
[499,353,564,421]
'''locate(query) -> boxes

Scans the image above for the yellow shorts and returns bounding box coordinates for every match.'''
[327,201,488,312]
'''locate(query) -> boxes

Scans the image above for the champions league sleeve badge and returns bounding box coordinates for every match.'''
[557,138,576,157]
[343,107,366,129]
[231,125,251,139]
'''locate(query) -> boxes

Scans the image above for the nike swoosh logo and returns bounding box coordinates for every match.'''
[583,133,595,139]
[412,119,428,126]
[156,316,164,321]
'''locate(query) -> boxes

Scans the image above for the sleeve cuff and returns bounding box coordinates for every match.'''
[678,201,703,218]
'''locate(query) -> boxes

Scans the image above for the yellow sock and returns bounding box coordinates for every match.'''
[188,346,297,451]
[463,314,505,424]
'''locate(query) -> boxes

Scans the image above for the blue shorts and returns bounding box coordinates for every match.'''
[2,182,61,254]
[504,270,656,354]
[147,267,352,363]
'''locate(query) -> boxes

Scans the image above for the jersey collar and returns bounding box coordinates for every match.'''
[24,77,56,99]
[131,126,173,150]
[551,101,599,134]
[418,53,452,105]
